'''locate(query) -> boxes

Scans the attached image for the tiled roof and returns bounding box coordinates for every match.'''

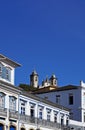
[0,80,70,112]
[22,89,70,111]
[33,85,79,94]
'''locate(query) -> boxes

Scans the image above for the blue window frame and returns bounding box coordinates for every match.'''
[10,126,16,130]
[0,124,4,130]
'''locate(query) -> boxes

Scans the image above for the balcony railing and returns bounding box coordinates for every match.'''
[0,107,7,117]
[9,110,18,119]
[19,114,70,130]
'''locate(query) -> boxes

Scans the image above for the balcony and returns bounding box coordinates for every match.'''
[9,110,18,120]
[0,107,7,117]
[19,114,70,129]
[19,114,36,123]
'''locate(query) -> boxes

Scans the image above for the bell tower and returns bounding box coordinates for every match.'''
[50,74,57,86]
[30,70,38,88]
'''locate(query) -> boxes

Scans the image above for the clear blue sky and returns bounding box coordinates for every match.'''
[0,0,85,86]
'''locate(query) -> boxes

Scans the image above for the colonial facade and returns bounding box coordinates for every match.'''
[0,54,21,130]
[32,71,85,129]
[0,54,70,130]
[19,91,69,130]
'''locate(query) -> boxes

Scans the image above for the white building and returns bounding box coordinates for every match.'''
[0,54,70,130]
[0,54,21,130]
[33,76,85,129]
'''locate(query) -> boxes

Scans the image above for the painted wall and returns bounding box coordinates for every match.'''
[37,88,81,122]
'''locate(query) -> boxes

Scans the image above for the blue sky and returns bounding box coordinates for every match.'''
[0,0,85,86]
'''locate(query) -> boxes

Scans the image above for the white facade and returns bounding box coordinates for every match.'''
[0,80,70,130]
[36,82,85,125]
[19,93,69,130]
[0,54,70,130]
[0,80,20,130]
[0,54,85,130]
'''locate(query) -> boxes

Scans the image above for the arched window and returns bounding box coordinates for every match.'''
[0,123,4,130]
[21,128,25,130]
[10,125,16,130]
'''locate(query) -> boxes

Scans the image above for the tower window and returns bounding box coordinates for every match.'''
[35,76,37,81]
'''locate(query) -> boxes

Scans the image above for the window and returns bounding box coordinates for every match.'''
[9,96,16,111]
[21,128,25,130]
[47,109,51,121]
[44,96,48,100]
[56,95,60,104]
[69,93,73,105]
[0,63,3,77]
[35,76,37,81]
[84,112,85,122]
[83,93,85,105]
[0,64,11,82]
[38,107,43,119]
[6,67,11,81]
[54,80,56,85]
[0,124,4,130]
[0,92,5,108]
[30,104,35,117]
[10,125,16,130]
[20,100,26,115]
[61,115,64,126]
[66,117,69,126]
[69,112,73,119]
[54,112,57,123]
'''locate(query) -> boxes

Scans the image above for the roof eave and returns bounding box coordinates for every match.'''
[0,54,21,68]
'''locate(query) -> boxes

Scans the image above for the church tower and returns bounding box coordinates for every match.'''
[30,70,38,88]
[50,74,57,86]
